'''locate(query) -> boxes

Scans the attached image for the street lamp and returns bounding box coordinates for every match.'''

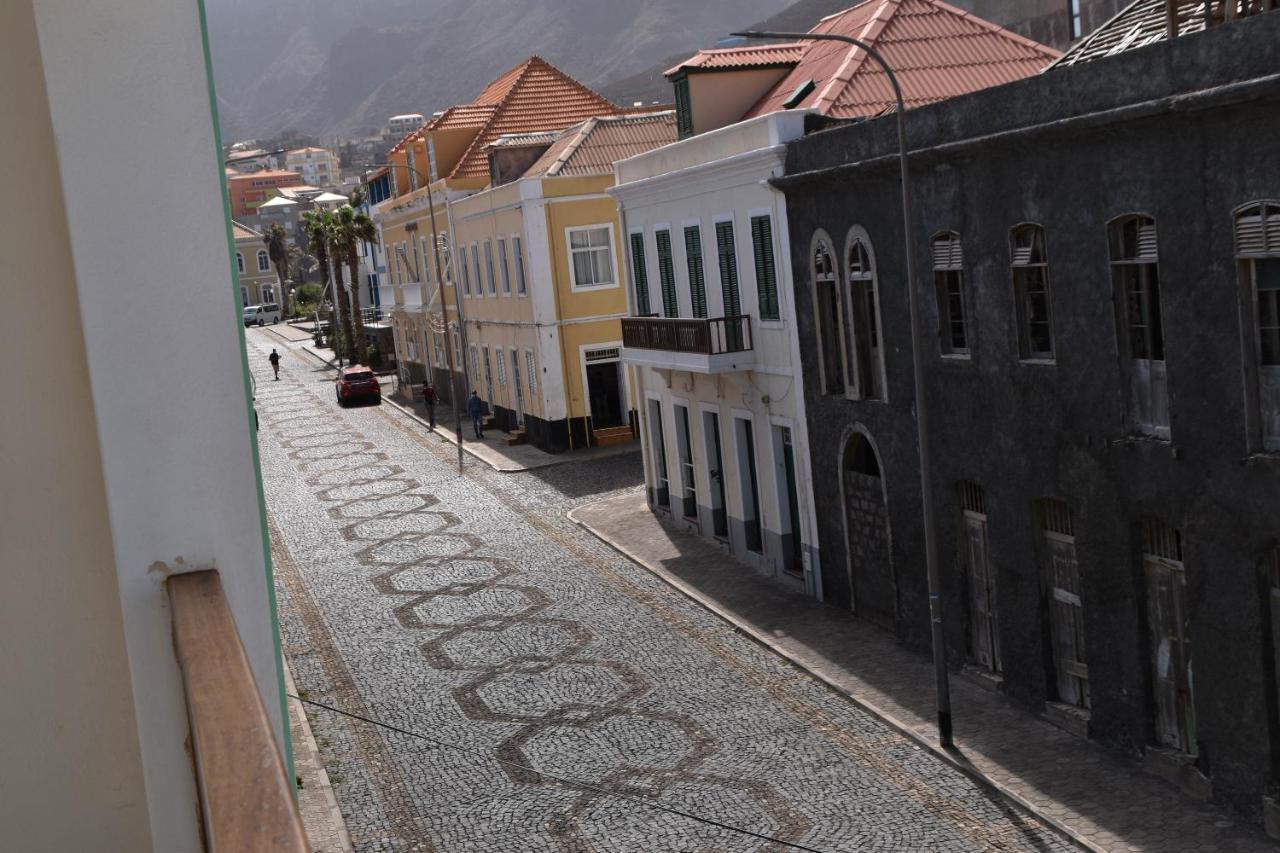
[734,30,953,747]
[364,162,468,475]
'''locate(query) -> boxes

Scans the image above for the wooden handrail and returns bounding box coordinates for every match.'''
[169,570,308,853]
[621,314,754,355]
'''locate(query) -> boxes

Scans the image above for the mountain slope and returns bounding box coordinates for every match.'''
[206,0,796,139]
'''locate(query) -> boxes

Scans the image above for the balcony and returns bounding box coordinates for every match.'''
[621,314,754,374]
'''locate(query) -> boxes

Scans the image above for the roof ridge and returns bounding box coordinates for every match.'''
[811,0,898,112]
[545,116,599,177]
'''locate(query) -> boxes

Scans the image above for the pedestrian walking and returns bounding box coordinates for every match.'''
[268,348,281,380]
[467,390,485,439]
[422,381,438,430]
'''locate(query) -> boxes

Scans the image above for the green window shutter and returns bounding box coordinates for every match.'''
[716,220,741,317]
[674,75,694,140]
[684,225,707,318]
[629,232,651,315]
[656,229,678,318]
[751,215,779,320]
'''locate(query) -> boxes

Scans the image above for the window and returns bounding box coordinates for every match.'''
[630,232,651,315]
[471,244,483,297]
[1141,517,1196,755]
[568,226,615,289]
[240,285,248,306]
[459,241,471,295]
[1010,224,1055,360]
[438,234,451,284]
[421,237,432,291]
[496,347,507,386]
[1035,499,1087,708]
[513,236,527,296]
[932,232,968,356]
[812,238,845,396]
[1235,202,1280,452]
[656,229,678,317]
[236,252,245,274]
[716,221,741,317]
[261,283,275,304]
[411,239,422,283]
[497,237,511,295]
[673,74,693,139]
[751,215,779,321]
[1110,215,1169,439]
[684,225,707,318]
[1068,0,1083,39]
[484,240,497,296]
[845,234,884,399]
[525,350,537,395]
[469,344,479,380]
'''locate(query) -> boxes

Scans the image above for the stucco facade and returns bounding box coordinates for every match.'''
[778,13,1280,826]
[612,111,822,597]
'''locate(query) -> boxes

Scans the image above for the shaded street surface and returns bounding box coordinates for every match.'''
[250,329,1076,853]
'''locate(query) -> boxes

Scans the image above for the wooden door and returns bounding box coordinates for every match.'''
[965,510,1000,673]
[1145,554,1195,754]
[1044,529,1088,707]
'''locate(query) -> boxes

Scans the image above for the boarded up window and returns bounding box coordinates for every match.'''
[1110,215,1169,439]
[1010,224,1055,360]
[1036,499,1088,708]
[959,482,1000,673]
[813,240,845,395]
[1141,517,1196,755]
[1236,203,1280,452]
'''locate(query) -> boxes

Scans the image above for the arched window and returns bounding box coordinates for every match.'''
[1235,202,1280,452]
[932,232,968,357]
[845,232,884,400]
[1108,215,1169,439]
[1010,224,1054,360]
[236,252,245,274]
[811,236,845,395]
[257,249,270,273]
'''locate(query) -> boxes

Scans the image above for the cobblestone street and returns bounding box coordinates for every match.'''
[250,330,1077,853]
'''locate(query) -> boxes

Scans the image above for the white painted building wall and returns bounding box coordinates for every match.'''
[611,110,823,598]
[28,1,288,848]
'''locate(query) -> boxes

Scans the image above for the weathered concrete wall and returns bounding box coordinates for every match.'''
[780,13,1280,821]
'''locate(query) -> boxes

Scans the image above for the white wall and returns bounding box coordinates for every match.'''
[31,2,287,849]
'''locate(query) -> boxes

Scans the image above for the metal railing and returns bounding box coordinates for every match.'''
[169,570,308,852]
[621,314,753,355]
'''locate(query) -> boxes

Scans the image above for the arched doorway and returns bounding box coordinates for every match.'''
[840,431,897,627]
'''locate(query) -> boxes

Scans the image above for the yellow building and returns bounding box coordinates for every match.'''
[233,220,279,306]
[450,112,676,451]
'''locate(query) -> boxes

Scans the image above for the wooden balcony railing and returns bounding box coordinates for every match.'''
[169,570,308,852]
[621,314,754,355]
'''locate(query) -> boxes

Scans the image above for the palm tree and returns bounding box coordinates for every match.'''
[332,191,378,362]
[302,209,349,365]
[325,214,357,364]
[263,223,291,317]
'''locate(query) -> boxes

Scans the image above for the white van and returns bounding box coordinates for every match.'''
[243,303,281,326]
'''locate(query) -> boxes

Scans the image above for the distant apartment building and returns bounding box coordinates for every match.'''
[618,0,1058,598]
[226,168,302,218]
[777,5,1280,829]
[284,146,340,188]
[225,146,279,173]
[232,220,277,306]
[388,113,425,137]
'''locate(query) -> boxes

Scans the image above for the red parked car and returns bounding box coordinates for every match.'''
[335,366,381,406]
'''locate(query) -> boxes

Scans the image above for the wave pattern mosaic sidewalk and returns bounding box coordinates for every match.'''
[250,331,1077,853]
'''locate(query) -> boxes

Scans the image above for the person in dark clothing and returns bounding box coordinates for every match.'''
[268,348,281,380]
[422,382,438,429]
[467,391,485,439]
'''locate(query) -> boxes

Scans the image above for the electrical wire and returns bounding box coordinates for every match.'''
[290,693,838,853]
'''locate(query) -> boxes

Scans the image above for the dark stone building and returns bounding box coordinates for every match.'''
[777,10,1280,829]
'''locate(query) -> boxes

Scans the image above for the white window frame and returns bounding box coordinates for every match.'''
[257,249,270,272]
[513,234,527,296]
[261,283,276,304]
[471,243,483,297]
[565,223,619,291]
[497,236,512,296]
[484,240,497,296]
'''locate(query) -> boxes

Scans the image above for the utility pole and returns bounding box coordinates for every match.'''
[736,30,954,747]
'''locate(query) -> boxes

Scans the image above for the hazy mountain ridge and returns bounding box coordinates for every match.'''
[205,0,800,140]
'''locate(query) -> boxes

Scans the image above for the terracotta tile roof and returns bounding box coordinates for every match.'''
[447,56,621,181]
[429,103,499,132]
[226,169,302,182]
[485,130,562,150]
[526,112,678,177]
[744,0,1061,119]
[1050,0,1274,67]
[666,42,806,75]
[231,220,262,241]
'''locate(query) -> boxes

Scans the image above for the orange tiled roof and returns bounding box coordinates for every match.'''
[231,220,262,241]
[667,42,806,75]
[527,112,678,178]
[227,169,302,182]
[430,103,499,132]
[735,0,1060,120]
[446,56,622,181]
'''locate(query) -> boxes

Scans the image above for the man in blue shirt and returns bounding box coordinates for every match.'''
[467,390,485,439]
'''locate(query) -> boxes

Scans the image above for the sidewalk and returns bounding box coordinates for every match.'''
[568,492,1276,853]
[262,322,315,344]
[284,660,353,853]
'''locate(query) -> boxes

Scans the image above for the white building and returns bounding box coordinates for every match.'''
[610,110,822,598]
[284,146,340,187]
[388,113,425,136]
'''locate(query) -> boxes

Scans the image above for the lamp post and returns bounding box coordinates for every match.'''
[366,163,468,474]
[734,30,953,747]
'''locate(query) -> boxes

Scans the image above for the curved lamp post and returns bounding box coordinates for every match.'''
[733,30,953,747]
[365,162,468,474]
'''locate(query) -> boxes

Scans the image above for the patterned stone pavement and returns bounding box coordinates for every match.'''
[249,330,1078,853]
